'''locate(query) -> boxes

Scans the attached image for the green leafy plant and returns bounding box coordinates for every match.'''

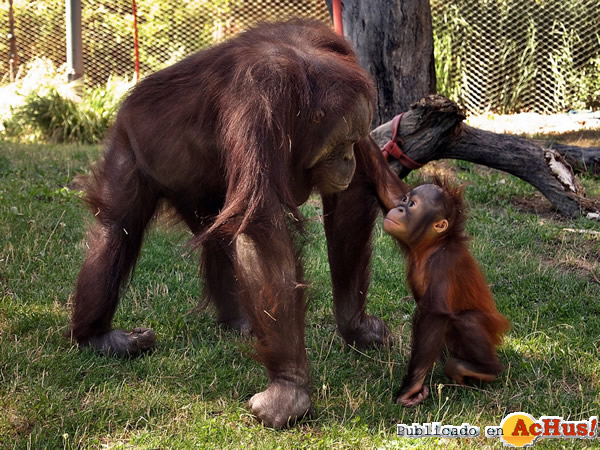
[3,79,126,144]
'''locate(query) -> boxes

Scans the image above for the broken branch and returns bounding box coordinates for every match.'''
[370,95,600,219]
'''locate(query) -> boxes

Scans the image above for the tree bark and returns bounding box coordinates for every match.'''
[326,0,436,126]
[532,141,600,175]
[370,95,600,219]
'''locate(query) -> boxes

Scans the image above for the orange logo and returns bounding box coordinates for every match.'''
[499,413,597,447]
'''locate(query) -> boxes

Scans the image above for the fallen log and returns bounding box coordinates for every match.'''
[370,95,600,219]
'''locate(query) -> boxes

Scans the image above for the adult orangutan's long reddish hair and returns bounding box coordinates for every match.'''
[67,19,408,428]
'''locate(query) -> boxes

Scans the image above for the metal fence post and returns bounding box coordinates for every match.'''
[66,0,83,82]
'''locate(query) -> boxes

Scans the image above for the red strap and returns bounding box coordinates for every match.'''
[382,113,424,170]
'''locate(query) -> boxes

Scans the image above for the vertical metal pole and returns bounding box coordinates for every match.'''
[8,0,20,82]
[66,0,83,82]
[332,0,343,35]
[132,0,140,82]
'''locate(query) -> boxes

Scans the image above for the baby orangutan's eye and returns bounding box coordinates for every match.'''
[409,201,415,207]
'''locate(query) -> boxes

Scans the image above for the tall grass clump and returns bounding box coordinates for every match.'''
[1,59,131,144]
[4,82,122,144]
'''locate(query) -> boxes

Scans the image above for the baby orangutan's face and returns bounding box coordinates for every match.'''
[383,184,448,246]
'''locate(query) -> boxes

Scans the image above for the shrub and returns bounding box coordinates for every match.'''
[3,77,129,144]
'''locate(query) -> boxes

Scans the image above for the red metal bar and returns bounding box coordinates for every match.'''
[132,0,140,82]
[332,0,343,35]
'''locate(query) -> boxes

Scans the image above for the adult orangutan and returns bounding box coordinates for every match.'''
[382,180,510,407]
[67,19,408,428]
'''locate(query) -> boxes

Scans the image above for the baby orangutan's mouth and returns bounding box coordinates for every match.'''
[384,217,400,226]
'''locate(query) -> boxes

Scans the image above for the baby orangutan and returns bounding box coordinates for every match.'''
[383,181,509,407]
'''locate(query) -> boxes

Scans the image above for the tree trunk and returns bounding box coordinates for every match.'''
[326,0,436,126]
[371,95,600,219]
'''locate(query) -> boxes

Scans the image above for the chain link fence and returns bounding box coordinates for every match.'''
[1,0,330,86]
[431,0,600,114]
[2,0,600,114]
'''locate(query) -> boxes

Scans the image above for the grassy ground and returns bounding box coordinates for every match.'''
[1,137,599,449]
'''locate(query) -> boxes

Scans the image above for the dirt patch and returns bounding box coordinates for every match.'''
[511,192,559,218]
[468,111,600,140]
[544,232,600,283]
[413,160,459,180]
[544,129,600,147]
[555,257,600,284]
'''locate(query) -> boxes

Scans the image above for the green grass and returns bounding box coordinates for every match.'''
[1,140,600,449]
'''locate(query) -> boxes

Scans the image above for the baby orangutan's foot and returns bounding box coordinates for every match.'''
[444,357,497,385]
